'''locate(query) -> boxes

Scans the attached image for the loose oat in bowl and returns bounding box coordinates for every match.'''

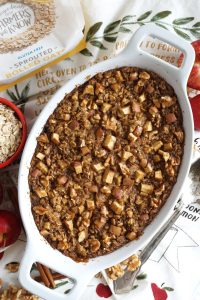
[29,67,184,262]
[0,103,22,163]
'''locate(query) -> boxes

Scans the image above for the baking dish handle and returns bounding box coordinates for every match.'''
[122,24,195,86]
[19,241,94,300]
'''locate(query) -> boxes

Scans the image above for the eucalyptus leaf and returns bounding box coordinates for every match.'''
[80,48,93,57]
[104,20,121,34]
[122,15,135,22]
[193,22,200,27]
[132,285,138,290]
[173,17,194,25]
[190,29,200,39]
[104,35,118,43]
[164,287,174,291]
[21,83,30,101]
[137,10,152,21]
[86,22,102,41]
[119,26,132,33]
[136,273,147,280]
[54,281,69,289]
[90,40,107,49]
[155,22,168,29]
[173,27,191,40]
[151,10,171,22]
[6,90,18,102]
[121,22,136,25]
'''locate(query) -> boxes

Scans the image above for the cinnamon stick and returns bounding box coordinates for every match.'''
[41,265,56,288]
[35,272,66,282]
[36,263,50,288]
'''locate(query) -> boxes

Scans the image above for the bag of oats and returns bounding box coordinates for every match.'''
[0,0,85,91]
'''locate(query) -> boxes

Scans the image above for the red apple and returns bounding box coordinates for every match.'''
[0,183,3,205]
[178,40,200,90]
[0,210,21,249]
[96,283,112,298]
[151,283,168,300]
[190,94,200,130]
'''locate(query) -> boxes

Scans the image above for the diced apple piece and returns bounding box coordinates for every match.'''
[126,231,136,240]
[122,151,133,161]
[103,134,116,150]
[121,106,131,115]
[35,188,47,198]
[139,71,150,80]
[36,152,45,160]
[101,186,111,194]
[152,141,163,151]
[139,93,146,102]
[128,133,138,142]
[143,121,152,132]
[135,170,145,183]
[174,131,184,142]
[74,162,82,174]
[65,220,73,231]
[94,216,106,229]
[116,70,124,82]
[81,146,90,155]
[129,72,138,80]
[144,163,153,173]
[51,133,60,144]
[149,106,158,116]
[83,84,94,95]
[153,154,161,162]
[102,103,111,113]
[87,200,95,210]
[119,163,130,175]
[78,230,86,243]
[111,83,121,92]
[93,162,104,172]
[141,183,154,194]
[161,96,173,108]
[110,201,123,214]
[109,225,121,236]
[155,170,163,180]
[103,169,114,184]
[158,150,170,162]
[36,161,48,174]
[164,143,173,151]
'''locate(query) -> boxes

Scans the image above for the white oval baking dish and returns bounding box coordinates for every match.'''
[18,24,195,300]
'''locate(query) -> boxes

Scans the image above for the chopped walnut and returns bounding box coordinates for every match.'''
[5,262,20,273]
[106,264,125,280]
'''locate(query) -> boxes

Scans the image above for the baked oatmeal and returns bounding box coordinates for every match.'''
[28,67,184,262]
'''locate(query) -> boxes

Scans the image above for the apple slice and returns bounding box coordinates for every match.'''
[190,94,200,130]
[178,40,200,90]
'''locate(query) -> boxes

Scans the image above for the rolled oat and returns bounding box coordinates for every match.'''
[0,103,22,163]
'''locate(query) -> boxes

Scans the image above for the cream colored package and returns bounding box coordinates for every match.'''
[0,0,85,91]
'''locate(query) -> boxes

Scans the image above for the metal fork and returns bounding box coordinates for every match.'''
[114,199,184,294]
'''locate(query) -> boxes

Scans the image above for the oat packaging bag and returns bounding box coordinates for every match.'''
[0,0,85,91]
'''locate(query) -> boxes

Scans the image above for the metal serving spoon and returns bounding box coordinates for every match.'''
[114,158,200,294]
